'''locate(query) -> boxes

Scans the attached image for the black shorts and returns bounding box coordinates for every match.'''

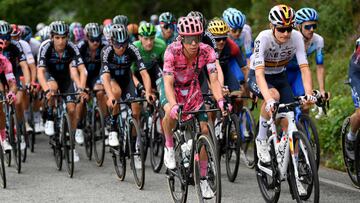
[248,69,294,106]
[46,72,77,103]
[112,76,137,100]
[87,76,101,89]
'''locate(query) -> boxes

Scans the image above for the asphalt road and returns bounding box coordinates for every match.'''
[1,134,360,203]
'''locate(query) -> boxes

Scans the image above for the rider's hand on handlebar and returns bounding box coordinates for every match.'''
[217,98,232,116]
[145,92,156,104]
[6,91,16,104]
[265,98,276,115]
[170,104,179,119]
[44,89,55,100]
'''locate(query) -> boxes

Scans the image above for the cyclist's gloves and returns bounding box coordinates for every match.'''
[217,98,232,113]
[6,91,16,103]
[170,104,179,119]
[265,99,276,113]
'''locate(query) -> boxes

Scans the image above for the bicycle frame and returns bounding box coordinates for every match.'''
[258,105,311,182]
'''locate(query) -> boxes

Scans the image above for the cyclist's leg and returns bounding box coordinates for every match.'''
[43,77,58,136]
[198,106,210,177]
[93,80,107,117]
[349,76,360,142]
[106,79,121,147]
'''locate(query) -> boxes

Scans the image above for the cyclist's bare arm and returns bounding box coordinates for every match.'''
[37,67,50,92]
[19,61,31,85]
[164,74,176,107]
[299,63,313,95]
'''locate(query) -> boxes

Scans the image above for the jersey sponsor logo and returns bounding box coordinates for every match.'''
[102,46,112,62]
[129,44,143,60]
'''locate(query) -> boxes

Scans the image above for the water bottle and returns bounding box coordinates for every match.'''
[147,116,152,130]
[214,118,223,140]
[181,143,190,168]
[156,118,162,134]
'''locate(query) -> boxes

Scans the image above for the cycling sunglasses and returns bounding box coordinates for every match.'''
[113,40,128,49]
[230,28,242,34]
[161,23,175,30]
[275,26,293,33]
[215,37,227,42]
[89,36,101,43]
[0,34,11,41]
[182,35,202,45]
[304,23,317,30]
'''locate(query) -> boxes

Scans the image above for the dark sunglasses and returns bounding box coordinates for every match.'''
[89,37,101,43]
[113,41,128,49]
[230,28,242,33]
[182,35,202,44]
[162,23,175,30]
[215,37,227,42]
[0,34,11,41]
[275,26,293,33]
[303,23,317,31]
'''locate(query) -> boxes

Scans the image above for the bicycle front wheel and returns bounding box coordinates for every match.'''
[194,134,221,203]
[129,119,145,189]
[290,131,320,202]
[239,107,256,169]
[62,114,74,178]
[225,114,241,182]
[93,107,105,167]
[299,114,320,170]
[150,112,164,173]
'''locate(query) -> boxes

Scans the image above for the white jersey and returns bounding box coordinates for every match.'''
[29,38,41,58]
[250,29,308,75]
[19,40,35,65]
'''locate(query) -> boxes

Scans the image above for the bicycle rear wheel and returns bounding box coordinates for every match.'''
[194,134,221,203]
[112,131,127,181]
[93,107,105,167]
[84,110,93,161]
[225,114,241,182]
[150,112,164,173]
[62,114,74,178]
[341,117,359,187]
[239,107,256,169]
[255,137,281,203]
[290,131,319,202]
[299,114,320,170]
[129,119,145,189]
[13,118,21,173]
[0,144,6,188]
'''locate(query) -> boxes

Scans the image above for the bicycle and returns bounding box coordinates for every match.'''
[167,105,221,203]
[255,97,319,203]
[0,98,7,188]
[110,97,147,189]
[46,92,79,178]
[2,95,24,174]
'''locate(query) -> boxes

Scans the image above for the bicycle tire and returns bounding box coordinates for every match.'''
[84,109,93,161]
[93,107,105,167]
[355,128,360,187]
[150,112,164,173]
[62,114,74,178]
[225,113,241,182]
[129,118,145,189]
[341,117,359,187]
[194,134,222,203]
[290,131,320,202]
[112,131,127,181]
[21,121,28,163]
[5,108,14,167]
[299,114,320,170]
[0,144,6,188]
[14,117,21,173]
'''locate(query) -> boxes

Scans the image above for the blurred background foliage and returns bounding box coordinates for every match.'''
[1,0,360,170]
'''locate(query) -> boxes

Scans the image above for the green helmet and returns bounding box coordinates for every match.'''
[138,22,156,37]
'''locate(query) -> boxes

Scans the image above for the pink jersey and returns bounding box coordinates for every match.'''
[0,54,15,82]
[163,41,217,120]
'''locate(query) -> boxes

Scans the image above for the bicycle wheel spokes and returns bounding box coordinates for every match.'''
[194,135,221,203]
[129,119,145,189]
[150,114,164,173]
[225,114,240,182]
[93,108,105,167]
[111,144,127,181]
[291,131,319,202]
[299,114,320,169]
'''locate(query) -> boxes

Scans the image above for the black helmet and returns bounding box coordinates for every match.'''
[111,24,129,43]
[113,15,129,26]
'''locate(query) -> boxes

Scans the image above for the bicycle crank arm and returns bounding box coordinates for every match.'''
[257,162,273,177]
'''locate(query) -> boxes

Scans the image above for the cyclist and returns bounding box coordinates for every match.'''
[113,15,129,26]
[155,12,177,45]
[1,20,31,150]
[102,23,112,46]
[37,21,88,162]
[103,19,112,27]
[161,16,229,198]
[150,14,159,25]
[286,7,330,100]
[100,24,155,156]
[247,5,314,170]
[127,23,139,42]
[35,26,50,42]
[11,24,38,133]
[346,38,360,155]
[131,22,165,92]
[69,22,85,44]
[20,25,41,60]
[0,39,17,151]
[222,8,253,67]
[77,23,107,138]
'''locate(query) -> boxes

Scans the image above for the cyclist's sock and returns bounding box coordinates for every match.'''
[34,111,41,123]
[200,160,208,177]
[77,121,84,129]
[347,131,357,141]
[165,134,174,148]
[257,116,269,140]
[110,114,119,131]
[24,110,30,122]
[0,129,5,141]
[47,108,54,121]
